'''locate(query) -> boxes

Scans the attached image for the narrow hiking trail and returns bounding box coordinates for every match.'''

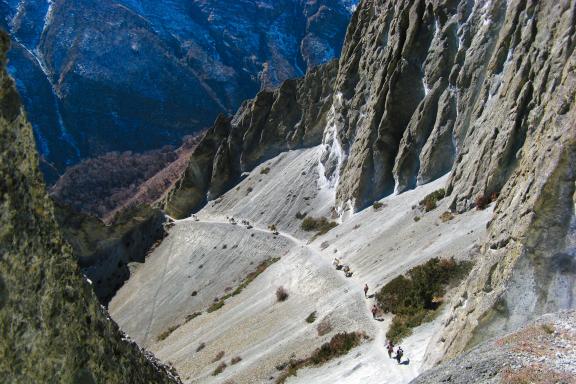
[113,153,490,383]
[166,213,419,383]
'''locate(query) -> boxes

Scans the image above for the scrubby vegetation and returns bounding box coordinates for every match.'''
[276,286,289,302]
[475,194,490,210]
[541,323,555,335]
[316,319,332,336]
[440,211,454,222]
[301,217,338,235]
[196,342,206,352]
[376,257,473,343]
[305,311,317,323]
[260,167,271,175]
[275,332,364,384]
[212,362,227,376]
[295,211,307,220]
[156,324,180,342]
[231,356,242,365]
[372,201,385,210]
[207,300,226,313]
[419,188,446,212]
[185,312,202,322]
[207,257,281,313]
[212,351,225,362]
[50,134,202,219]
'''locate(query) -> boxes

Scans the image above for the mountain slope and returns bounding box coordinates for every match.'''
[1,0,357,181]
[163,0,576,374]
[0,32,179,383]
[112,152,492,383]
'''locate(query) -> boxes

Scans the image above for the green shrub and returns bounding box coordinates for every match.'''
[157,324,180,342]
[207,300,226,313]
[376,257,472,343]
[260,167,271,175]
[231,356,242,365]
[372,202,385,210]
[309,332,361,365]
[185,312,202,322]
[295,211,307,220]
[301,217,338,235]
[212,362,227,376]
[419,188,446,212]
[305,311,317,323]
[275,332,362,384]
[440,211,454,222]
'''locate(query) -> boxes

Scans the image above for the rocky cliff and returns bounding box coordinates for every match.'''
[54,203,167,305]
[0,32,180,383]
[167,0,576,367]
[1,0,356,181]
[411,311,576,384]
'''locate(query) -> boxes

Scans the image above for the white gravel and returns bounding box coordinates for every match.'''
[110,147,493,383]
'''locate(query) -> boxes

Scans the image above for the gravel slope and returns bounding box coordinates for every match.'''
[110,147,492,383]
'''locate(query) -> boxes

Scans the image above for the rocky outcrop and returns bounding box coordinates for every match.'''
[0,33,180,383]
[411,311,576,384]
[2,0,356,181]
[54,203,167,305]
[165,60,338,219]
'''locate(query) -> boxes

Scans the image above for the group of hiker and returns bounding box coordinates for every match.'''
[387,340,404,364]
[364,283,407,365]
[240,219,253,229]
[333,257,353,277]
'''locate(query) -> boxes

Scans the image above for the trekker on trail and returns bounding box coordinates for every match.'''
[395,346,404,364]
[364,283,369,297]
[371,304,378,319]
[387,341,394,358]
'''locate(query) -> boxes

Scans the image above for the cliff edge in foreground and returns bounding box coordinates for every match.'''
[0,32,180,383]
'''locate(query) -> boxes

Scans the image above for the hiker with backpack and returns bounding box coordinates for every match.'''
[395,346,404,364]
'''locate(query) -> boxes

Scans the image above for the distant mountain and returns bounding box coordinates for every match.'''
[1,0,357,182]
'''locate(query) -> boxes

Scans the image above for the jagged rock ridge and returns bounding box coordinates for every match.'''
[165,60,338,218]
[0,33,180,383]
[166,0,576,367]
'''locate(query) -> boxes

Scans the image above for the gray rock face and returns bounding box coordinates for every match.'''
[0,32,180,383]
[168,0,575,365]
[318,0,576,362]
[53,204,167,305]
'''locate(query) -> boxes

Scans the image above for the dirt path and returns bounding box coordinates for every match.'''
[169,213,391,359]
